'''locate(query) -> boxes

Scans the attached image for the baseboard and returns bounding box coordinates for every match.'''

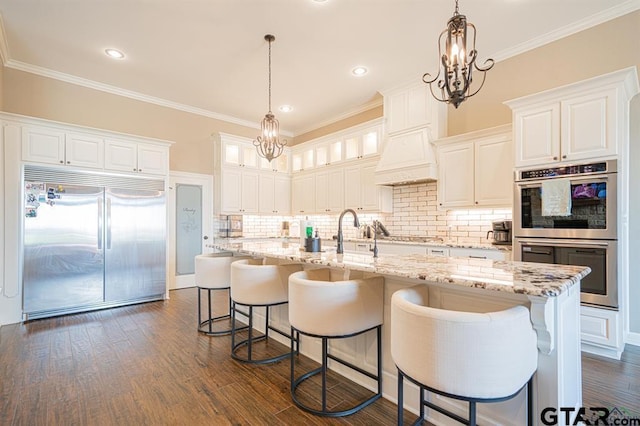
[581,341,623,359]
[625,331,640,347]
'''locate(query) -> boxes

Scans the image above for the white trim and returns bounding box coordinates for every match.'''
[491,0,640,62]
[167,171,214,290]
[4,58,294,139]
[626,331,640,347]
[0,111,175,147]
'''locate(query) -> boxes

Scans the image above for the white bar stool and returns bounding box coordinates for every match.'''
[230,258,303,364]
[194,253,250,336]
[391,285,538,426]
[288,268,384,417]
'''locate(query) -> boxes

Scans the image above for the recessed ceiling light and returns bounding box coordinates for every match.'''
[279,105,293,113]
[351,66,368,77]
[105,48,125,59]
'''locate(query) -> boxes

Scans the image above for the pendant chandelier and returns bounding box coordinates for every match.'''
[254,34,286,162]
[423,0,494,108]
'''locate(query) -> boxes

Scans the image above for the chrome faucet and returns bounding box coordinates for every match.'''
[336,209,360,254]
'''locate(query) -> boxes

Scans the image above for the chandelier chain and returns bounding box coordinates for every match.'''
[268,37,272,114]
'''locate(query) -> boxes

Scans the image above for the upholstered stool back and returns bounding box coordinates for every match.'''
[287,268,384,417]
[391,285,538,425]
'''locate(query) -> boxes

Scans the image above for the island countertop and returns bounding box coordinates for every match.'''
[211,239,590,298]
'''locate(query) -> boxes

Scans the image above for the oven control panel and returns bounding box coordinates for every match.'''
[518,161,612,181]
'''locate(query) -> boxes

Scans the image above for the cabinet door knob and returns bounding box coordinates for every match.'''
[133,168,137,171]
[66,161,70,164]
[475,201,478,204]
[553,156,558,160]
[60,160,64,164]
[562,155,567,159]
[138,169,142,172]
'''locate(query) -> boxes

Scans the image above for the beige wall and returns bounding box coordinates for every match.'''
[293,101,383,145]
[1,11,639,168]
[448,10,640,135]
[1,68,261,175]
[0,62,4,110]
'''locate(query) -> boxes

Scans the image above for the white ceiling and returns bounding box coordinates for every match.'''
[0,0,638,136]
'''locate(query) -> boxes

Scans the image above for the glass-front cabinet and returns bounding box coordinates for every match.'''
[291,120,382,173]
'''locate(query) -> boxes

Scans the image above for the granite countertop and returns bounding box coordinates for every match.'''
[211,240,590,298]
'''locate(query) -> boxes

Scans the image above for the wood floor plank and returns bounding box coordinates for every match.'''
[1,287,639,425]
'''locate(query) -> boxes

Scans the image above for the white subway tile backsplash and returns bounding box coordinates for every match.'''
[241,181,511,245]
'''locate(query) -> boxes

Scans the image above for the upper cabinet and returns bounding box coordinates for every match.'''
[435,125,512,209]
[20,119,171,175]
[22,126,104,169]
[291,119,383,172]
[382,82,447,138]
[506,68,639,168]
[216,132,291,215]
[104,139,169,175]
[222,137,259,169]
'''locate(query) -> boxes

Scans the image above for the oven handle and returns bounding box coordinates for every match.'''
[517,238,612,248]
[516,175,610,187]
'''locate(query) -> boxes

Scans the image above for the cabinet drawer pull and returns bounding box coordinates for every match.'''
[469,255,487,259]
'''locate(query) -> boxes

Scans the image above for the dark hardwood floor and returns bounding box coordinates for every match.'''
[1,287,639,425]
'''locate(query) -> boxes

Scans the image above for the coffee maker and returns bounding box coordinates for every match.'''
[487,220,512,245]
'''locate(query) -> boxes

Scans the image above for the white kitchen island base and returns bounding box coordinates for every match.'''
[212,241,586,425]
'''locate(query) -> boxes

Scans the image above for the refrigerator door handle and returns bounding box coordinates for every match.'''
[107,197,112,250]
[97,197,103,250]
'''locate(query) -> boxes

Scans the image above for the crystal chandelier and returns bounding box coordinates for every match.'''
[254,34,286,162]
[423,0,494,108]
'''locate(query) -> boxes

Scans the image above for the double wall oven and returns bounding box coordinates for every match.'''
[514,160,618,309]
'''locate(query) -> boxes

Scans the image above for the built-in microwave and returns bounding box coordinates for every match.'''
[514,160,617,240]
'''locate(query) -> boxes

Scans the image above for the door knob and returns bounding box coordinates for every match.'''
[203,236,209,240]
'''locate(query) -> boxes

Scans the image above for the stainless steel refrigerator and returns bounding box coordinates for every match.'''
[23,166,167,320]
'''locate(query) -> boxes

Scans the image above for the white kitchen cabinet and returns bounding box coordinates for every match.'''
[259,172,290,214]
[427,247,450,257]
[377,243,427,255]
[222,137,259,168]
[383,82,447,140]
[315,168,344,214]
[22,125,104,169]
[385,84,431,135]
[580,305,623,359]
[436,125,512,209]
[315,139,343,167]
[104,139,168,175]
[344,161,393,213]
[448,247,507,261]
[221,168,258,214]
[259,150,290,173]
[507,74,628,168]
[343,129,380,161]
[291,173,315,214]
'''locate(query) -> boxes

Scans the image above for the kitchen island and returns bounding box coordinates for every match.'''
[212,239,590,425]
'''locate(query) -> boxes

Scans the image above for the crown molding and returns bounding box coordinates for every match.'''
[490,0,640,62]
[4,57,295,138]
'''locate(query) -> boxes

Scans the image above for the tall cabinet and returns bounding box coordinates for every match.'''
[506,67,639,359]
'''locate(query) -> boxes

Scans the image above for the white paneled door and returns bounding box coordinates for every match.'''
[168,172,213,290]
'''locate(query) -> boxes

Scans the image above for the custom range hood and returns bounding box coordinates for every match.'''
[374,128,438,185]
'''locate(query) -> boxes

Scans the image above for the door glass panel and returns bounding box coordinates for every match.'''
[242,146,257,167]
[175,184,203,275]
[316,146,327,166]
[520,181,608,230]
[345,137,359,160]
[330,141,342,163]
[292,154,302,171]
[274,152,288,172]
[362,131,378,156]
[303,149,314,169]
[225,144,239,165]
